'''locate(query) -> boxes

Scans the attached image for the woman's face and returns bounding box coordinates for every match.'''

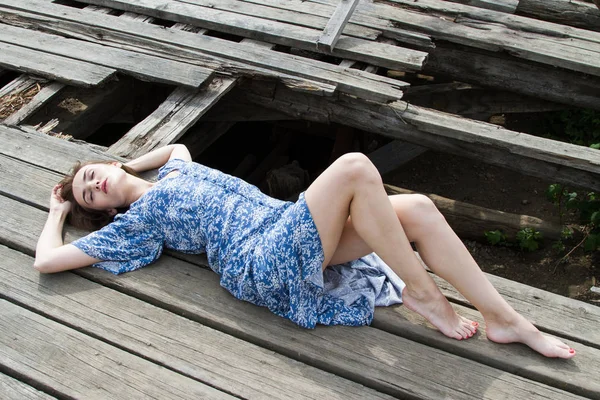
[72,162,127,212]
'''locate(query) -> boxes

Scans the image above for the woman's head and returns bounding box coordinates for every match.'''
[59,160,138,230]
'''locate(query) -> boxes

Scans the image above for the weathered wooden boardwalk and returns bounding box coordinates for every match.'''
[1,0,600,398]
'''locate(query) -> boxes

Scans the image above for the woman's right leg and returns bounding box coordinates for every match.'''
[305,153,477,340]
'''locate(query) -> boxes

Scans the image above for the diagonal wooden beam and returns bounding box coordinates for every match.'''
[317,0,361,52]
[3,81,65,126]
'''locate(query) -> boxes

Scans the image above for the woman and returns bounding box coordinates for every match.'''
[35,144,575,358]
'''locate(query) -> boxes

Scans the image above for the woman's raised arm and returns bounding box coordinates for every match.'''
[124,144,192,174]
[34,184,101,273]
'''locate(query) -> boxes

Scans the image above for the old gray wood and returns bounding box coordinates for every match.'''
[3,82,65,126]
[0,300,233,399]
[442,0,519,13]
[0,74,39,98]
[424,44,600,111]
[327,0,600,76]
[0,0,406,103]
[0,372,55,400]
[0,23,213,88]
[2,128,597,398]
[317,0,361,52]
[108,77,237,158]
[0,194,586,400]
[240,83,600,191]
[516,0,600,32]
[73,0,427,71]
[180,0,380,40]
[0,41,115,87]
[0,246,395,400]
[239,0,434,48]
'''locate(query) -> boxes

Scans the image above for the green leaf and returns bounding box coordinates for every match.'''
[484,230,506,245]
[546,184,563,202]
[560,227,574,240]
[591,211,600,226]
[591,143,600,150]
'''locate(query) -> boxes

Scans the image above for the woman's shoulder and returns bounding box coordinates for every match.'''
[158,158,191,180]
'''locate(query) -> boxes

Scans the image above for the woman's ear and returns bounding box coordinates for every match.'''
[111,161,122,168]
[107,208,118,217]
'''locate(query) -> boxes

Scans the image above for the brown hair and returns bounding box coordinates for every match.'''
[59,160,140,231]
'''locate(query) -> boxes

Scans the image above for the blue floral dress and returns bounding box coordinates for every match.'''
[72,159,403,328]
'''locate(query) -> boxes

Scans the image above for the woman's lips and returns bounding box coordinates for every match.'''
[102,179,107,194]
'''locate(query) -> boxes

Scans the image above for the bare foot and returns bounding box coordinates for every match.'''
[402,286,478,340]
[486,313,575,359]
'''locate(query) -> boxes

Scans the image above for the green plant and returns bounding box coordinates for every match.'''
[516,228,543,252]
[545,109,600,147]
[484,229,507,246]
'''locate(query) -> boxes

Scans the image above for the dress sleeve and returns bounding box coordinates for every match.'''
[158,158,188,180]
[71,211,164,275]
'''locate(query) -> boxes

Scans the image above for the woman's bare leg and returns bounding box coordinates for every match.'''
[305,153,477,340]
[327,191,575,358]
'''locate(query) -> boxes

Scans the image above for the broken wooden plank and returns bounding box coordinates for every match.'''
[368,140,428,175]
[108,77,237,158]
[0,74,39,98]
[317,0,361,52]
[239,0,434,48]
[2,82,65,126]
[71,0,428,72]
[0,23,214,88]
[516,0,600,33]
[0,41,115,87]
[240,83,600,192]
[0,371,55,400]
[0,0,405,103]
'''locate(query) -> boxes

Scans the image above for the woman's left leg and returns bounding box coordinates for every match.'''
[330,194,575,358]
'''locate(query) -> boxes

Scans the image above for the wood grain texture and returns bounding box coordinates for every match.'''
[0,300,233,399]
[71,0,427,71]
[3,82,65,126]
[442,0,519,13]
[317,0,361,52]
[0,126,597,399]
[516,0,600,32]
[0,23,213,88]
[0,0,406,102]
[0,372,55,400]
[0,41,115,87]
[108,77,237,158]
[240,84,600,191]
[0,245,395,400]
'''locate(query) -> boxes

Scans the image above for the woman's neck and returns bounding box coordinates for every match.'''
[123,175,155,206]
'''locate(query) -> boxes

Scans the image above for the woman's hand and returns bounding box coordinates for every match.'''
[50,184,72,214]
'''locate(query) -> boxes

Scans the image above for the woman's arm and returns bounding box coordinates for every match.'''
[34,185,101,273]
[124,144,192,174]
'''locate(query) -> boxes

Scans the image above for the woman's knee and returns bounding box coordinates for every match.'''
[395,194,446,235]
[333,152,382,186]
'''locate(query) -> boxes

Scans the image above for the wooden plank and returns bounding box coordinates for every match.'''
[0,300,233,399]
[0,24,213,88]
[0,194,588,400]
[240,83,600,191]
[0,246,396,400]
[0,41,115,87]
[0,372,55,400]
[367,139,428,175]
[0,1,406,103]
[2,82,65,126]
[327,0,600,76]
[443,0,519,13]
[71,0,428,72]
[424,44,600,111]
[516,0,600,33]
[0,74,38,98]
[238,0,434,48]
[178,121,236,157]
[1,128,599,398]
[317,0,361,52]
[108,77,237,158]
[180,0,381,41]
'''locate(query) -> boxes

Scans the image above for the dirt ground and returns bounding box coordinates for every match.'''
[386,150,599,306]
